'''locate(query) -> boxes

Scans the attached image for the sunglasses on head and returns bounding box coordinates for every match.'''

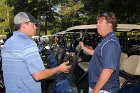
[99,12,110,17]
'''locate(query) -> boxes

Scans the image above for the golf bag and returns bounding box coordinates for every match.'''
[43,47,78,93]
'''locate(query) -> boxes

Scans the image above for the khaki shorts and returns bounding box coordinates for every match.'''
[89,87,111,93]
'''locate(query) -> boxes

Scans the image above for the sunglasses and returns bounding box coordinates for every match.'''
[28,21,38,27]
[99,12,110,17]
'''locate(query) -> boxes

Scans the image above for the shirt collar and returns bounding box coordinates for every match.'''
[13,31,29,38]
[102,31,115,40]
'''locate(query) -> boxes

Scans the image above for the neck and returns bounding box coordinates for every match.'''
[102,28,113,37]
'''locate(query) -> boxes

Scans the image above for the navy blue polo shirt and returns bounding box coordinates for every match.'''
[88,32,121,92]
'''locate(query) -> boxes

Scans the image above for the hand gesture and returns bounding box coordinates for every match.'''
[59,61,71,72]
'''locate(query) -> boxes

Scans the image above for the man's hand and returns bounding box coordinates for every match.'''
[58,61,71,72]
[79,41,94,55]
[79,41,84,49]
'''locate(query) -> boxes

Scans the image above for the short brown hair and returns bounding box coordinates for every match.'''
[14,24,21,31]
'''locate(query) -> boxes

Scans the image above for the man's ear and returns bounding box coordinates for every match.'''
[108,23,113,27]
[21,23,26,29]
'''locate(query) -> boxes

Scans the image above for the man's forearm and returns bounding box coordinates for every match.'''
[32,66,60,80]
[82,46,94,55]
[92,69,114,93]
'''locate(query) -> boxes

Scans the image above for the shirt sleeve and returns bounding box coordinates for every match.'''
[22,42,45,74]
[102,41,119,71]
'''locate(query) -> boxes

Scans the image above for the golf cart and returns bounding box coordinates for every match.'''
[43,24,140,93]
[57,24,140,92]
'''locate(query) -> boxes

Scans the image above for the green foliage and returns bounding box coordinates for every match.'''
[0,0,13,35]
[100,0,140,24]
[0,0,140,35]
[81,0,140,24]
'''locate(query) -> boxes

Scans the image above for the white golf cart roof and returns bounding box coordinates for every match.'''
[55,30,67,35]
[0,35,6,40]
[55,24,140,35]
[117,24,140,32]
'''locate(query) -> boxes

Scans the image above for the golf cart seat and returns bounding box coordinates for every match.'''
[121,55,140,75]
[119,55,140,87]
[120,52,129,70]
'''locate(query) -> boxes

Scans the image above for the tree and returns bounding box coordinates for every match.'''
[0,0,13,35]
[51,0,84,30]
[6,0,57,35]
[81,0,140,24]
[104,0,140,24]
[3,0,140,36]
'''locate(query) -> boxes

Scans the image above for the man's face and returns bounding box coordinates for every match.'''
[96,17,109,37]
[23,22,37,37]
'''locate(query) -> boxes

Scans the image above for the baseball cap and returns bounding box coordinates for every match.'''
[14,12,39,26]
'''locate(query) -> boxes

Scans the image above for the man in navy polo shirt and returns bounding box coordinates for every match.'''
[79,12,121,93]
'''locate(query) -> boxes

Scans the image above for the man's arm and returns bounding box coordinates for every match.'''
[92,68,114,93]
[32,61,71,80]
[79,42,94,55]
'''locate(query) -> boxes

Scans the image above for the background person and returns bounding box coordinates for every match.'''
[1,12,71,93]
[79,12,121,93]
